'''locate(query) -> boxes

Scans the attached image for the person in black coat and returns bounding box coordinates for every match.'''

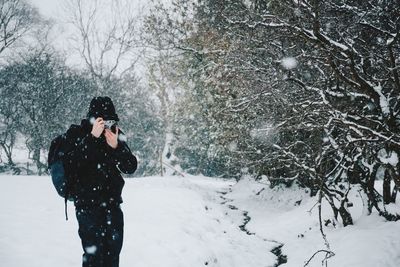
[63,96,137,267]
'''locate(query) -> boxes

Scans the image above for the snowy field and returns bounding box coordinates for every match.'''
[0,174,400,267]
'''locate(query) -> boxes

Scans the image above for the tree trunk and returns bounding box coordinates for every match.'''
[383,168,392,204]
[1,143,15,166]
[32,148,42,176]
[366,164,379,213]
[392,186,398,203]
[338,205,353,226]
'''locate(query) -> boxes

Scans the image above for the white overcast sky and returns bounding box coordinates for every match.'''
[29,0,64,19]
[29,0,150,19]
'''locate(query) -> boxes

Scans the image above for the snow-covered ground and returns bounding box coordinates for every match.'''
[0,174,399,267]
[226,177,400,267]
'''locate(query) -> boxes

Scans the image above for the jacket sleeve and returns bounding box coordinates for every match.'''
[63,131,102,170]
[107,140,138,174]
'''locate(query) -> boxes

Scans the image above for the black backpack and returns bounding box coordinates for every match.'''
[48,133,75,220]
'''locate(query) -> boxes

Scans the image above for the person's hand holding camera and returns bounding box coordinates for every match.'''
[105,127,119,149]
[91,117,105,138]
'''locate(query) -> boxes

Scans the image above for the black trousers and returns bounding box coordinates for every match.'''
[75,204,124,267]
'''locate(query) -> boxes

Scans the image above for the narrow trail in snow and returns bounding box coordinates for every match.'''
[218,185,288,267]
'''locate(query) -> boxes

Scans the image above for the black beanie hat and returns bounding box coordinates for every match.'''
[87,96,119,121]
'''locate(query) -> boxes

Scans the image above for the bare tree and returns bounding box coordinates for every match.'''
[0,0,39,55]
[64,0,143,91]
[0,0,40,172]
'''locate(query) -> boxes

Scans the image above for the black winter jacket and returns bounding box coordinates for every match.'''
[63,119,137,207]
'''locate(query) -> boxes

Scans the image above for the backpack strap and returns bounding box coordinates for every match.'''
[64,197,68,221]
[64,181,70,221]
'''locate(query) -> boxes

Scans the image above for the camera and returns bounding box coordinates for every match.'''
[104,120,117,133]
